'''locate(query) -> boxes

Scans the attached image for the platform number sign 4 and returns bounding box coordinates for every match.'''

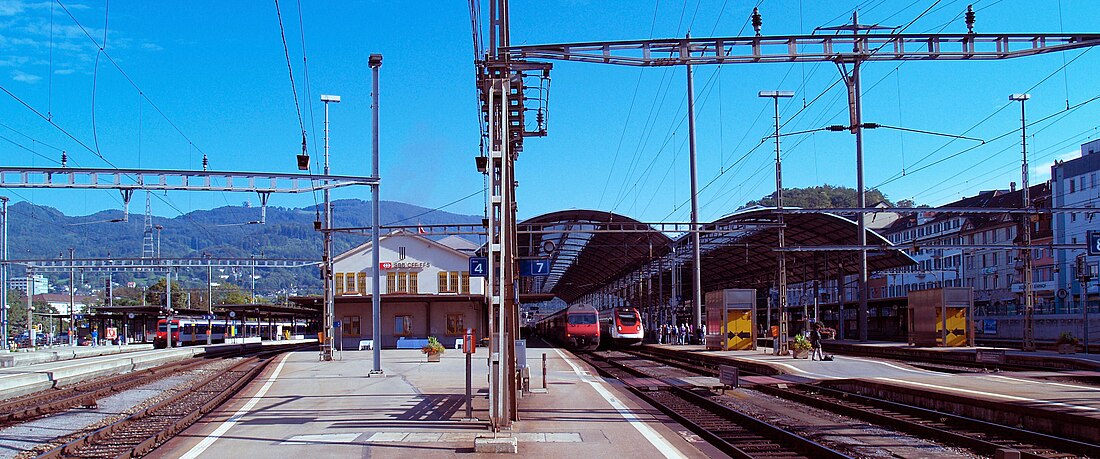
[1090,231,1100,256]
[469,257,489,278]
[520,259,550,277]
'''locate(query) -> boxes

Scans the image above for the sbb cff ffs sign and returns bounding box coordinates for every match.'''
[1089,230,1100,256]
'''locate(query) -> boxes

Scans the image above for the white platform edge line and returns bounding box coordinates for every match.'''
[876,376,1100,412]
[180,352,293,459]
[553,348,689,459]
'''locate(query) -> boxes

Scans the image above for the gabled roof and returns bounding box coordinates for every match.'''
[333,229,472,263]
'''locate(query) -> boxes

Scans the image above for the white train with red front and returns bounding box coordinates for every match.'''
[536,304,643,349]
[599,307,644,347]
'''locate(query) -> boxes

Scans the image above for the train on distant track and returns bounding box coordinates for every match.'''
[154,316,303,348]
[536,303,601,350]
[536,304,644,350]
[599,307,644,347]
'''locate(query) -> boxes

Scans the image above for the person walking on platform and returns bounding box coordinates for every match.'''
[809,323,824,361]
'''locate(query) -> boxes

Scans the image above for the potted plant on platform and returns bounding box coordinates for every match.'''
[1056,332,1079,354]
[422,336,445,362]
[791,334,812,359]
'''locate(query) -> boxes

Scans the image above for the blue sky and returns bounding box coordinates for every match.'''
[2,0,1099,227]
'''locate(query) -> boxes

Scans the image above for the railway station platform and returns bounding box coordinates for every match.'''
[647,342,1100,443]
[0,343,153,368]
[151,346,719,458]
[0,340,314,400]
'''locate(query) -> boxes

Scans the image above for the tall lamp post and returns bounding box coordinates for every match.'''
[1010,93,1035,351]
[0,196,7,350]
[760,90,794,354]
[320,93,340,361]
[368,54,383,375]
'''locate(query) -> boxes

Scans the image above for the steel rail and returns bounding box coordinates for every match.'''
[759,383,1100,459]
[37,344,305,458]
[576,350,849,459]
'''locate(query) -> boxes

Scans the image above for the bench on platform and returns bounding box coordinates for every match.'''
[396,338,429,349]
[358,340,373,350]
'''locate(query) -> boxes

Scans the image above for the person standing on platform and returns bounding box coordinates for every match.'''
[770,325,780,355]
[809,323,824,361]
[91,327,98,347]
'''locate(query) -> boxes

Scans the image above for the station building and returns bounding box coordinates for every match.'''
[326,231,485,350]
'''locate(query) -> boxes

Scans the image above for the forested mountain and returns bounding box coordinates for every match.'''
[4,199,481,295]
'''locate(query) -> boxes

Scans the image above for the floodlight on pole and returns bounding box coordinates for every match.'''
[320,93,341,361]
[759,89,794,354]
[1010,92,1035,351]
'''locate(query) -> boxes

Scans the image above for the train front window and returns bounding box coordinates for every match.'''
[617,312,638,326]
[568,314,597,325]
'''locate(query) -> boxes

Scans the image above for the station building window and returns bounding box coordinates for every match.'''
[335,273,345,295]
[438,271,472,293]
[345,274,357,293]
[341,316,361,336]
[446,313,465,335]
[395,315,412,336]
[357,272,367,294]
[386,272,419,294]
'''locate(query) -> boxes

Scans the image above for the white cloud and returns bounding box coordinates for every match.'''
[1032,149,1081,182]
[11,69,40,83]
[141,42,162,51]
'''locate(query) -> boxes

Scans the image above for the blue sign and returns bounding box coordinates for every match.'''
[73,314,84,320]
[520,259,551,277]
[1090,230,1100,256]
[334,320,342,328]
[202,314,216,320]
[469,257,489,278]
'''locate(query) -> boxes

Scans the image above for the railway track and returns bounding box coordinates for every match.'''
[29,345,305,455]
[0,348,247,428]
[576,350,851,459]
[35,348,288,459]
[620,346,1100,458]
[759,383,1099,459]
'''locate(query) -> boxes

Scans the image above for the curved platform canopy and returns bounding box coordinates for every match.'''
[519,207,915,304]
[681,207,916,294]
[518,210,672,304]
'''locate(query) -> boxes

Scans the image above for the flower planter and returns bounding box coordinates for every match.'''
[792,349,810,359]
[1058,344,1077,354]
[426,353,441,362]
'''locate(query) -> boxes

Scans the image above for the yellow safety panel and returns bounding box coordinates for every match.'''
[944,307,968,347]
[725,309,753,350]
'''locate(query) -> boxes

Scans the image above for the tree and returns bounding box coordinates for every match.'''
[144,278,188,309]
[4,289,59,337]
[743,185,892,209]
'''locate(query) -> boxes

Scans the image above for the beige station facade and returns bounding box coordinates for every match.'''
[328,231,486,349]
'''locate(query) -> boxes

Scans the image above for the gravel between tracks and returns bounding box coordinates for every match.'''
[3,358,243,459]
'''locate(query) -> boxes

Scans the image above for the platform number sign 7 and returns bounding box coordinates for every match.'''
[1090,231,1100,256]
[520,259,551,277]
[469,257,489,278]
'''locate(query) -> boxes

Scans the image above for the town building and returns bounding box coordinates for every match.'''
[325,231,485,349]
[8,274,49,296]
[1053,139,1100,312]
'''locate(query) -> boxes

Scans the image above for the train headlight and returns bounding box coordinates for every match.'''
[617,326,622,332]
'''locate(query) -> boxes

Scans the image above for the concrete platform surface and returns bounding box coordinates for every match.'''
[152,347,718,458]
[0,344,154,368]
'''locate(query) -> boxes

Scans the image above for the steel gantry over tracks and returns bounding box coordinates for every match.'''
[493,7,1100,354]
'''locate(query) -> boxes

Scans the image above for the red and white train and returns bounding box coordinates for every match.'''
[599,307,644,347]
[154,317,304,348]
[536,303,600,350]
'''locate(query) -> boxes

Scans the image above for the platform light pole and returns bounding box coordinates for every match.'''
[69,248,75,347]
[760,90,794,354]
[369,53,384,376]
[0,196,7,350]
[1010,93,1035,351]
[320,93,341,362]
[686,41,704,336]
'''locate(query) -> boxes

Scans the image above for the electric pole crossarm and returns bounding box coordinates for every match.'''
[0,167,377,193]
[504,33,1100,66]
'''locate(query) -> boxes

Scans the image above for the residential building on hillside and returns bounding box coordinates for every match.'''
[8,274,49,296]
